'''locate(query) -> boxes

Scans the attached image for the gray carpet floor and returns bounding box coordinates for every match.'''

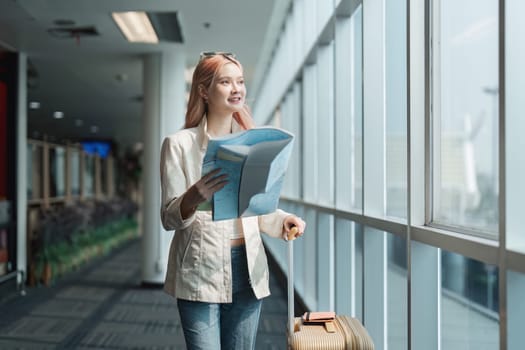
[0,239,289,349]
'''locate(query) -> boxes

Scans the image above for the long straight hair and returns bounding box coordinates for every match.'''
[184,54,254,130]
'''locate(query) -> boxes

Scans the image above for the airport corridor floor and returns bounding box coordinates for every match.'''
[0,238,288,349]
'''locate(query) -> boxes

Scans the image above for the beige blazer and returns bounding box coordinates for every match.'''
[160,117,289,302]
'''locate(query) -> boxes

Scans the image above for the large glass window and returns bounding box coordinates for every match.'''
[335,5,363,212]
[506,0,525,253]
[508,270,525,349]
[441,250,499,348]
[432,0,499,236]
[302,64,318,202]
[388,234,408,350]
[385,0,407,220]
[335,219,363,320]
[317,43,335,206]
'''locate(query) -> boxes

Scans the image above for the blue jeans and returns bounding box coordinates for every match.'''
[177,245,263,350]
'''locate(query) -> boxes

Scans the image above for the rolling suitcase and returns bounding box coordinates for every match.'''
[286,228,374,350]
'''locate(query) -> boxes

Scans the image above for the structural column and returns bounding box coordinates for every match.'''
[141,49,186,284]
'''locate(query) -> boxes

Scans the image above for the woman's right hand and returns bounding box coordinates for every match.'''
[180,169,228,218]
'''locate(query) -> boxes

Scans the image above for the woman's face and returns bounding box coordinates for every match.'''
[205,62,246,115]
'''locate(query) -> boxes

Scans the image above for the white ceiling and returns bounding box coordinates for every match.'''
[0,0,277,149]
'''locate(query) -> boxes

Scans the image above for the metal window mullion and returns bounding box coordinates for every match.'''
[430,0,441,225]
[498,0,507,348]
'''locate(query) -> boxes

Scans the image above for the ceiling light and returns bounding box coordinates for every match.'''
[75,119,83,127]
[29,101,40,109]
[112,11,158,43]
[90,125,99,133]
[53,111,64,119]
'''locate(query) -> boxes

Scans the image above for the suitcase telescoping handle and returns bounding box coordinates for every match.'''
[287,226,299,335]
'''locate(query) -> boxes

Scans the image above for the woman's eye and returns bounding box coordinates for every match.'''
[221,80,230,85]
[238,80,244,85]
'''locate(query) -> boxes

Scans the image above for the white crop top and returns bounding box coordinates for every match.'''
[230,218,245,240]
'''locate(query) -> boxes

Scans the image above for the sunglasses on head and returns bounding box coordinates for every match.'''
[199,51,236,60]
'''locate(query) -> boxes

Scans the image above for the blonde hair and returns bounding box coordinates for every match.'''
[184,54,254,130]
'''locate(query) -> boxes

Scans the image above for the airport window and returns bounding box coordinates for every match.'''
[317,212,335,311]
[431,0,499,236]
[281,83,302,199]
[387,233,408,350]
[316,43,335,206]
[508,270,525,348]
[251,0,525,348]
[302,64,318,202]
[505,0,525,254]
[385,0,407,220]
[335,6,363,212]
[441,250,499,348]
[335,218,363,320]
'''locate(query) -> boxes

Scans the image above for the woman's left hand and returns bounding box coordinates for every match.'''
[282,215,306,241]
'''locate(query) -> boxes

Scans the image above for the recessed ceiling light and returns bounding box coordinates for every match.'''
[112,11,158,43]
[53,111,64,119]
[29,101,40,109]
[90,125,99,133]
[75,119,83,127]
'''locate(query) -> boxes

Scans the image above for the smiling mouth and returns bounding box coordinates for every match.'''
[228,97,242,103]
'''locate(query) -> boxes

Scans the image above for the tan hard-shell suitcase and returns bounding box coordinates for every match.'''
[288,315,374,349]
[286,229,374,350]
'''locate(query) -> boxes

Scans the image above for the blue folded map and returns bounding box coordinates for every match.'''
[201,127,294,221]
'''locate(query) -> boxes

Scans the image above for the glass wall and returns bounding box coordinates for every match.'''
[253,0,525,348]
[506,0,525,254]
[385,0,407,220]
[441,250,499,349]
[388,234,408,350]
[432,0,499,236]
[335,219,363,320]
[508,270,525,349]
[335,5,363,213]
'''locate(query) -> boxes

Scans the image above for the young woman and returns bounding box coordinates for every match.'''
[160,52,306,350]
